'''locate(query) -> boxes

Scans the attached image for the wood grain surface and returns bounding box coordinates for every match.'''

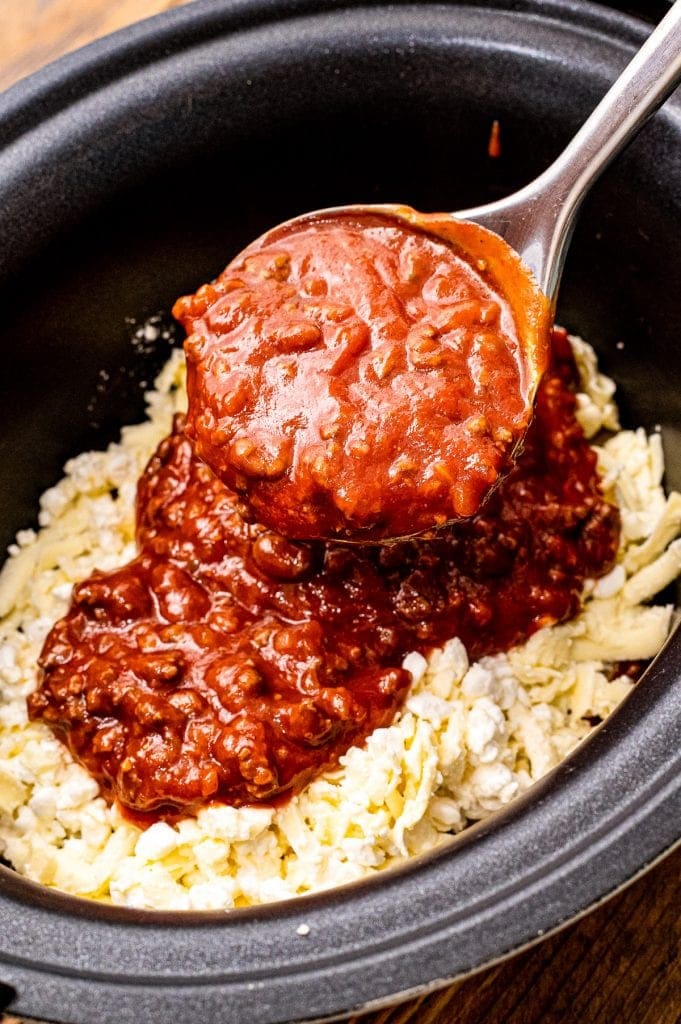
[0,2,679,1023]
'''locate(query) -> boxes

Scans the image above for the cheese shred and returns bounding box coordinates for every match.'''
[0,337,678,910]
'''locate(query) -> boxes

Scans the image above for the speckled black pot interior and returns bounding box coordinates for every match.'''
[0,1,679,1022]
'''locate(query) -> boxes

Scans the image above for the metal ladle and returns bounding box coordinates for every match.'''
[184,2,681,543]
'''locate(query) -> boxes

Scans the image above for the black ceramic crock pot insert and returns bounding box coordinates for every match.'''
[0,2,679,1022]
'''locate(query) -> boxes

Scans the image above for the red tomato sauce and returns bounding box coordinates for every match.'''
[29,329,619,820]
[176,210,548,541]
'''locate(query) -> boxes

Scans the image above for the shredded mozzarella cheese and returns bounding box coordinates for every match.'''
[0,337,678,910]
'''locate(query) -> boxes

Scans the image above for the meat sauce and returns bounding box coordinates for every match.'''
[177,209,549,541]
[29,329,619,820]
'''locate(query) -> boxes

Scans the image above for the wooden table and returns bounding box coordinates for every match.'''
[1,3,679,1023]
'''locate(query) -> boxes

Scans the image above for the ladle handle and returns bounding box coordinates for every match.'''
[460,1,681,301]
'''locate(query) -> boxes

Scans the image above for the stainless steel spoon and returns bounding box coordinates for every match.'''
[184,2,681,543]
[457,0,681,305]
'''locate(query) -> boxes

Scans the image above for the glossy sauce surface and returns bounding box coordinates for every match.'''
[177,210,548,541]
[30,330,619,819]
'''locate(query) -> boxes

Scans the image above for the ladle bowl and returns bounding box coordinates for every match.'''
[179,0,681,543]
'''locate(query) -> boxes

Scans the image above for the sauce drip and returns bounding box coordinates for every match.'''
[177,209,548,541]
[30,329,619,820]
